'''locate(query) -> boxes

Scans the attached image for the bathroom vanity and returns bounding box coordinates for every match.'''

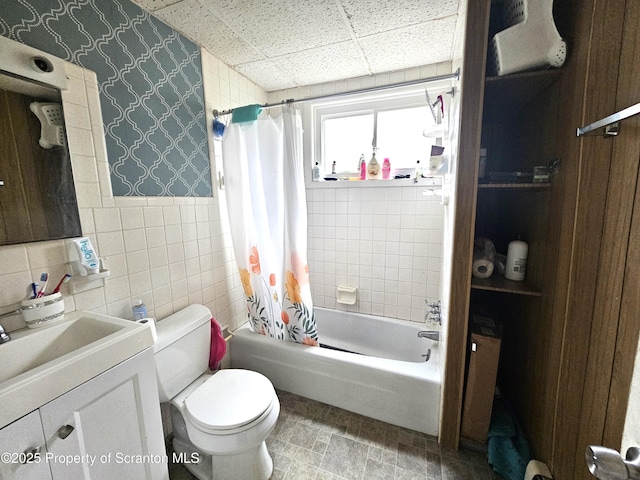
[0,312,168,480]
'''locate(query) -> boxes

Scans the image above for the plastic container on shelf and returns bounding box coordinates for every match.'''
[490,0,567,76]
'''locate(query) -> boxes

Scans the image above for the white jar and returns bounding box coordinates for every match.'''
[505,240,528,281]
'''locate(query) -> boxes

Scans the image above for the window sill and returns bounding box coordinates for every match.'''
[306,176,443,189]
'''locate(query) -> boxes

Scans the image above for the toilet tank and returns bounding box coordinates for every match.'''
[154,304,212,402]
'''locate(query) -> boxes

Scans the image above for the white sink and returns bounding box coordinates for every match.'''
[0,311,153,428]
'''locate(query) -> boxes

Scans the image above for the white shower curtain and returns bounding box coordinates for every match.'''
[222,106,318,346]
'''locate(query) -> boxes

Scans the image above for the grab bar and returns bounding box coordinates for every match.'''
[577,102,640,137]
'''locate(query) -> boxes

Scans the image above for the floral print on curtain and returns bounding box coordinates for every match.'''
[222,106,318,346]
[239,248,317,345]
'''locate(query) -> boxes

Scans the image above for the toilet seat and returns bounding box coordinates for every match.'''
[185,369,276,433]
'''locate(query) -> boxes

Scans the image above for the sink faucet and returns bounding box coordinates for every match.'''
[417,330,440,341]
[0,324,10,344]
[0,308,22,344]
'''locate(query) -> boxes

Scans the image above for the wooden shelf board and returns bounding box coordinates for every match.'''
[471,276,542,296]
[484,70,563,106]
[478,182,552,189]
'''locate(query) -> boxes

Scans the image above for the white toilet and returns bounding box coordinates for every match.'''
[153,304,280,480]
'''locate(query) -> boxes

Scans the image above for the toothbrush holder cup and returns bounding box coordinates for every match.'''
[21,293,65,328]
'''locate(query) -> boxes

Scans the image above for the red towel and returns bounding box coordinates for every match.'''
[209,318,227,371]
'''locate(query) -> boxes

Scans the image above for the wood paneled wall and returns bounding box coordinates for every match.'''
[443,1,640,479]
[439,0,489,449]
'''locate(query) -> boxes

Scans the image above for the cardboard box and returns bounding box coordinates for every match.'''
[460,315,502,443]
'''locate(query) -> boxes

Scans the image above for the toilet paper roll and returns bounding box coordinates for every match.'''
[524,460,552,480]
[136,317,157,342]
[472,258,494,279]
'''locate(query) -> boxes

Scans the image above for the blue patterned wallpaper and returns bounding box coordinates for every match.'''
[0,0,212,197]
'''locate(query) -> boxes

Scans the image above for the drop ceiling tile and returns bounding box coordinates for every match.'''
[235,60,297,92]
[132,0,184,13]
[339,0,459,37]
[152,0,210,39]
[153,0,264,65]
[359,18,457,74]
[272,42,370,88]
[199,31,264,66]
[205,0,351,57]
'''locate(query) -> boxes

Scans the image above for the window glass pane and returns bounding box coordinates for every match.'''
[376,106,436,170]
[322,113,373,174]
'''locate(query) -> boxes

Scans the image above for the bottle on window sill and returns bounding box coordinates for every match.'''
[368,151,381,179]
[312,162,320,181]
[382,157,391,180]
[331,161,337,175]
[359,154,366,180]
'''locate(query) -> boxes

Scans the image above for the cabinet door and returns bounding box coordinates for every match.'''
[0,410,52,480]
[39,349,168,480]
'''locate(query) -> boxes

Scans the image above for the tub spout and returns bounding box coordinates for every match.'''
[418,330,439,341]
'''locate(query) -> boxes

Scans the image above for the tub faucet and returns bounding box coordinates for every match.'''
[0,324,10,344]
[418,330,439,341]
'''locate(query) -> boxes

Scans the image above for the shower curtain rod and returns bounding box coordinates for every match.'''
[212,68,460,117]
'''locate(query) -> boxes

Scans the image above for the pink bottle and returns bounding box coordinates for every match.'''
[382,157,391,179]
[360,155,366,180]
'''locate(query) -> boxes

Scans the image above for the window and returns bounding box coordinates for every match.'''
[307,83,451,181]
[322,113,373,173]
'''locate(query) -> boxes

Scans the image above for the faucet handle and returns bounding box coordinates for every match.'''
[425,299,441,309]
[0,325,11,344]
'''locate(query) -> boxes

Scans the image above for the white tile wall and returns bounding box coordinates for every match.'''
[307,186,444,322]
[0,49,267,336]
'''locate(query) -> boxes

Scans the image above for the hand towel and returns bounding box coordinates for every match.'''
[209,317,227,371]
[231,104,262,123]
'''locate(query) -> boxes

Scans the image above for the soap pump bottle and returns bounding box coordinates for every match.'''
[359,154,366,180]
[367,150,381,179]
[382,157,391,179]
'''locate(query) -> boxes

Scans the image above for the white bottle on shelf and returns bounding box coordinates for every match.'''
[505,240,528,281]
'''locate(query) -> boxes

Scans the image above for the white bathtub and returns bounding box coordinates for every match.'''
[230,307,441,436]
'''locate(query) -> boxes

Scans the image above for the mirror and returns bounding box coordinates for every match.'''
[0,71,81,245]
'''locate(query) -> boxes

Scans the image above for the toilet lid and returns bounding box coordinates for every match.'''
[185,369,275,431]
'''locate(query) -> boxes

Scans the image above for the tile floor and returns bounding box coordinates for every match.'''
[168,390,503,480]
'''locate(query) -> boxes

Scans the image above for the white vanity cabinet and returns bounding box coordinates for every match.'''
[0,349,168,480]
[0,411,52,480]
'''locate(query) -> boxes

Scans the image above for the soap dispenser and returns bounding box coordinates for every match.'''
[367,150,381,179]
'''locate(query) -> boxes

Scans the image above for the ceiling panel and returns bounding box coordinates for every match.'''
[133,0,461,92]
[205,0,352,58]
[359,18,456,74]
[153,0,265,65]
[340,0,459,37]
[234,60,298,91]
[271,41,370,86]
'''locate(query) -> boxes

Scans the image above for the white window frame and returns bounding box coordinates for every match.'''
[302,79,453,189]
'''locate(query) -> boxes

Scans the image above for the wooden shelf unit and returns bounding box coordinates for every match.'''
[470,276,542,297]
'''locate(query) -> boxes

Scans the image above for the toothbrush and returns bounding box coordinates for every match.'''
[52,274,72,294]
[36,273,48,298]
[31,282,39,299]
